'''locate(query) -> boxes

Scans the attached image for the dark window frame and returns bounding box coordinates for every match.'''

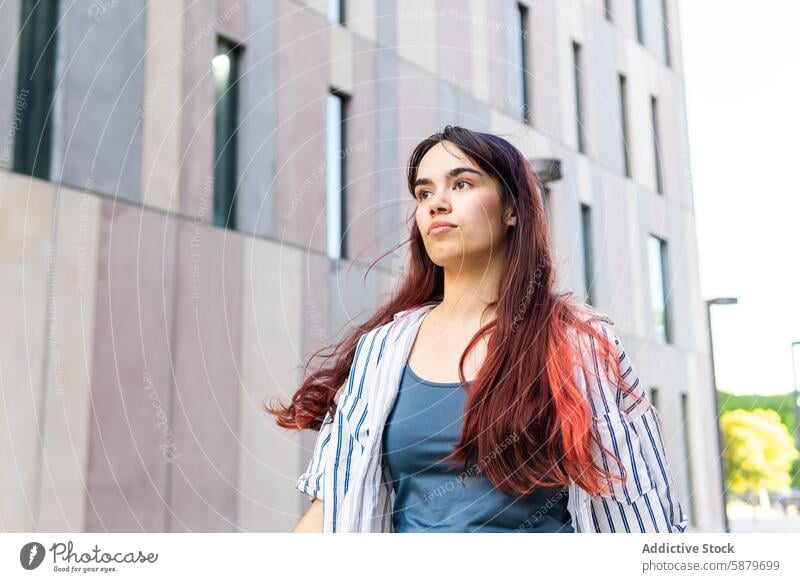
[619,73,632,177]
[212,36,243,230]
[328,0,346,26]
[572,41,585,154]
[648,234,672,343]
[635,0,645,45]
[517,1,532,124]
[580,203,595,306]
[13,0,60,180]
[661,0,672,66]
[651,94,664,194]
[650,386,660,411]
[680,392,696,526]
[327,88,350,260]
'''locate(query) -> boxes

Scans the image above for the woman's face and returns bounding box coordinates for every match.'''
[413,141,515,269]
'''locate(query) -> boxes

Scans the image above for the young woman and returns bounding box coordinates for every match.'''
[267,125,688,534]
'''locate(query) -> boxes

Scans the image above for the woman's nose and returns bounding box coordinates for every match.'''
[427,189,450,212]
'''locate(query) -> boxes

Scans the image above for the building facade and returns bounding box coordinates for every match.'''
[0,0,723,532]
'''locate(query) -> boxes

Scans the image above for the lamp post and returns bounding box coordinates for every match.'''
[705,297,738,534]
[529,158,562,184]
[791,341,800,449]
[529,157,562,220]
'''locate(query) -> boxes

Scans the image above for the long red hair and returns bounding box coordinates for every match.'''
[266,125,641,497]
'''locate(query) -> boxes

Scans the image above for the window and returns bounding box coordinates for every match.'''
[604,0,612,21]
[681,392,696,526]
[572,41,585,154]
[580,203,594,306]
[651,95,664,194]
[647,234,672,343]
[635,0,645,45]
[327,0,345,25]
[13,0,60,180]
[650,386,660,411]
[541,186,551,223]
[212,37,242,229]
[326,90,349,260]
[619,73,631,177]
[517,2,531,123]
[661,0,672,66]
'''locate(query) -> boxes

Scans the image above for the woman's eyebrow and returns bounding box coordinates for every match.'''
[414,167,483,188]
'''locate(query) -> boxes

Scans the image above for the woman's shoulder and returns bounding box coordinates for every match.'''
[571,299,616,327]
[352,306,414,351]
[564,301,618,345]
[349,301,439,351]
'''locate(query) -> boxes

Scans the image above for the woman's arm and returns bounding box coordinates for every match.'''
[291,330,380,532]
[292,498,324,533]
[292,331,373,533]
[293,410,333,532]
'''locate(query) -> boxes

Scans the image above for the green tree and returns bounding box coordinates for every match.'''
[721,409,800,509]
[718,390,800,490]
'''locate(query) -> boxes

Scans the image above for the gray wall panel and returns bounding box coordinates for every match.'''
[0,0,22,172]
[237,0,279,237]
[375,0,400,260]
[52,0,147,203]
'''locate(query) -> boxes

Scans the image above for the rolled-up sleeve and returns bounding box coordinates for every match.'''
[294,331,371,504]
[622,405,690,532]
[295,409,334,502]
[584,321,689,533]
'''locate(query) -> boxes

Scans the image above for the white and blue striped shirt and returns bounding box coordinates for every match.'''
[296,301,689,533]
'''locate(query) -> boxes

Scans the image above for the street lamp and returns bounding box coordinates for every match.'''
[705,296,738,534]
[529,158,562,184]
[791,341,800,449]
[529,158,562,218]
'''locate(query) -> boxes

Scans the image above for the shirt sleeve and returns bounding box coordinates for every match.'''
[293,330,372,504]
[583,321,690,533]
[295,408,334,502]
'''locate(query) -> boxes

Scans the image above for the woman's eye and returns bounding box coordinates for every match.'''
[416,181,469,201]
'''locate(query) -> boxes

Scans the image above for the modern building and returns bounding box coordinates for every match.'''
[0,0,723,532]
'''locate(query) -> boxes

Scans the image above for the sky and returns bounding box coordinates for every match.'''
[680,0,800,395]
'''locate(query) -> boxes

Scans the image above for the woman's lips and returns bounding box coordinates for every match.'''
[429,225,456,235]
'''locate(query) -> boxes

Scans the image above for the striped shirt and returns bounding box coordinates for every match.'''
[295,301,689,533]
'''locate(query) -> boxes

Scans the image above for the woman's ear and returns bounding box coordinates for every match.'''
[504,207,517,227]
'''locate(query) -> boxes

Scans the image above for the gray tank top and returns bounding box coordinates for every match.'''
[381,362,573,532]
